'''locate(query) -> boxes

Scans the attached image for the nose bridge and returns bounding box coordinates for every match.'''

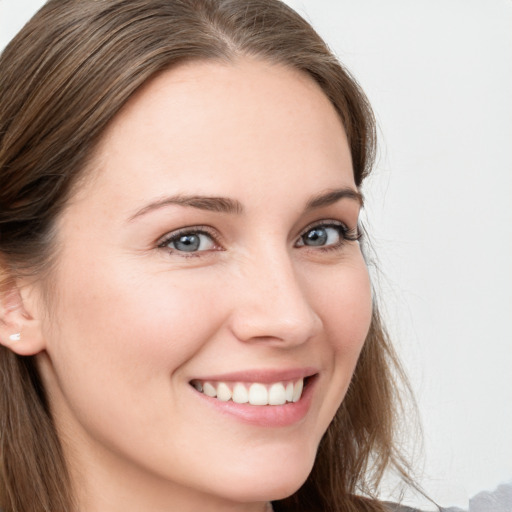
[229,243,322,345]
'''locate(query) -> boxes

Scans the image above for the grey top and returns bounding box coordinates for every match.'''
[387,482,512,512]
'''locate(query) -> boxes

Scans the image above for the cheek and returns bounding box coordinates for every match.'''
[40,260,234,466]
[312,256,372,415]
[310,258,373,354]
[55,263,221,359]
[42,258,227,419]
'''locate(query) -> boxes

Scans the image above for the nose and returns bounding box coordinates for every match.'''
[228,248,322,346]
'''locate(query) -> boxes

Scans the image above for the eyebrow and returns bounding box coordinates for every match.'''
[129,195,244,221]
[129,187,362,221]
[306,188,364,209]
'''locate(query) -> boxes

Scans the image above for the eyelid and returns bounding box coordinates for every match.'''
[297,219,355,238]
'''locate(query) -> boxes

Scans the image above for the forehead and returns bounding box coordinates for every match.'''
[79,58,354,210]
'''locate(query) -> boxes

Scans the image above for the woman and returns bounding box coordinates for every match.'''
[0,1,413,511]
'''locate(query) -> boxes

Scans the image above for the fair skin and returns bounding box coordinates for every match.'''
[1,59,372,512]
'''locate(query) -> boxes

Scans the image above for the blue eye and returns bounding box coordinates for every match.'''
[296,223,359,249]
[298,226,340,247]
[161,231,216,253]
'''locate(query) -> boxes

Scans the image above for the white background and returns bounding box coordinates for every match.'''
[1,1,511,509]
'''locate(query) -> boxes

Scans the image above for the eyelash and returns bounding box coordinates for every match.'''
[296,221,361,252]
[157,221,361,257]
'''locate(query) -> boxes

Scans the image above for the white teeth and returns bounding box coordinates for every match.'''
[203,382,217,397]
[216,382,232,402]
[194,378,306,405]
[232,383,249,404]
[249,383,268,405]
[292,379,303,403]
[268,383,286,405]
[285,382,294,402]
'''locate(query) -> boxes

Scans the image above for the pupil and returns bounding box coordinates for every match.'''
[305,228,327,246]
[175,234,200,252]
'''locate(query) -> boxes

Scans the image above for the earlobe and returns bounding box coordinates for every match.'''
[0,278,46,356]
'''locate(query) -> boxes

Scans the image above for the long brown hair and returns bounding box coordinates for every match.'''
[0,1,414,511]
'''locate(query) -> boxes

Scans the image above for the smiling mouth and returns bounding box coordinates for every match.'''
[189,377,313,406]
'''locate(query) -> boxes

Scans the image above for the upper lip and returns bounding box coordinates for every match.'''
[190,367,318,383]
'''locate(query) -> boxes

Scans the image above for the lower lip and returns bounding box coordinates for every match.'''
[191,377,317,428]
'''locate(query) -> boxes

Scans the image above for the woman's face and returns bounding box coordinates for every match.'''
[35,59,372,510]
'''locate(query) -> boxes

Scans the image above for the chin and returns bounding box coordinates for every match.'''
[212,448,316,503]
[220,472,310,504]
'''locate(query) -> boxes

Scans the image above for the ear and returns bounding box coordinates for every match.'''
[0,277,46,356]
